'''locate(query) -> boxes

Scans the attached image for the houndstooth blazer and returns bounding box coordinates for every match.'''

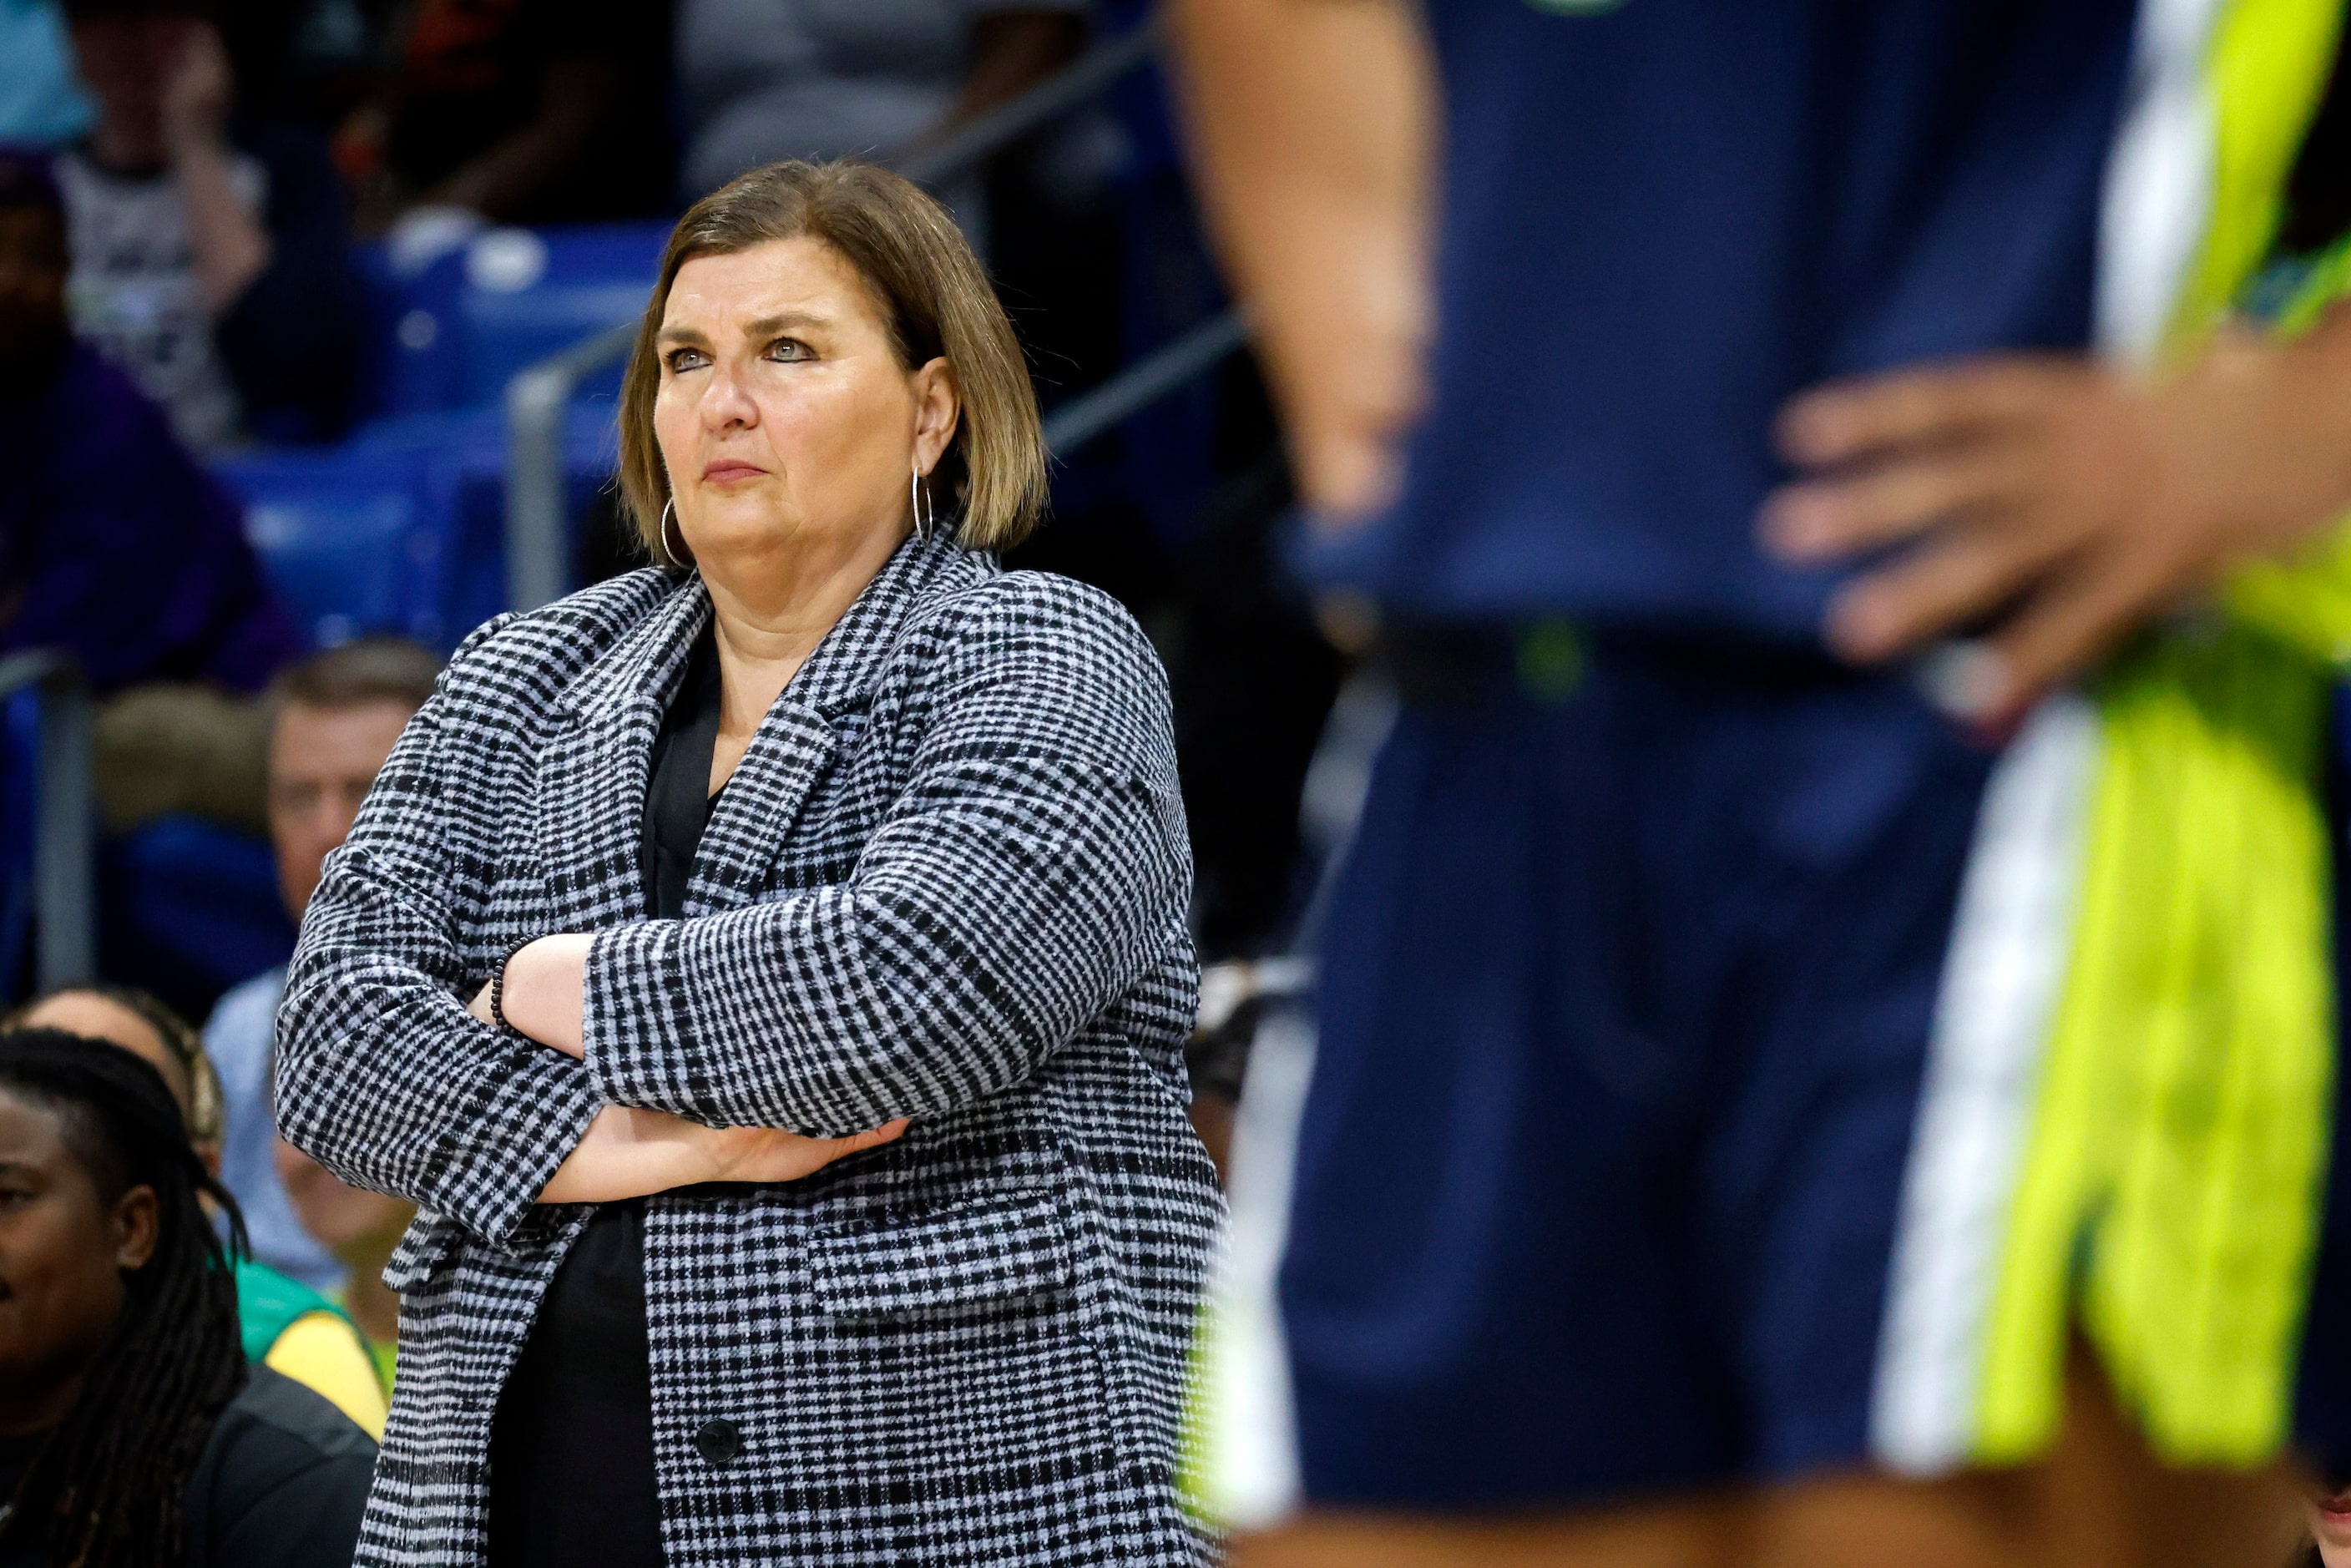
[275,534,1221,1566]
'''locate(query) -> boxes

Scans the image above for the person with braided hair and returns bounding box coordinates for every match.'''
[0,1027,373,1568]
[6,984,391,1439]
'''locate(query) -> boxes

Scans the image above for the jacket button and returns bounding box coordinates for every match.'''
[694,1418,743,1468]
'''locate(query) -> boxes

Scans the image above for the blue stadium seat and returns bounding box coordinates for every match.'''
[216,397,630,655]
[455,224,666,403]
[359,221,669,419]
[213,444,446,650]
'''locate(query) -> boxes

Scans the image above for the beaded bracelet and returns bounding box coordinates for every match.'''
[488,948,520,1032]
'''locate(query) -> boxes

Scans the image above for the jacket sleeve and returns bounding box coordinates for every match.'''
[273,635,604,1248]
[582,577,1192,1135]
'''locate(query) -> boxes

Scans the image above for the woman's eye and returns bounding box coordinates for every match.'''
[665,348,710,373]
[766,338,811,362]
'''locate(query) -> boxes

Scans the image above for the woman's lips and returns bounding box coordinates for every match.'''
[701,461,766,483]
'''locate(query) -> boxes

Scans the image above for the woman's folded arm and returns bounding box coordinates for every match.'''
[581,579,1191,1135]
[273,685,606,1249]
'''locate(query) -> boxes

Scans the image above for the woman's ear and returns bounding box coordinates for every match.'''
[912,357,962,477]
[109,1185,159,1272]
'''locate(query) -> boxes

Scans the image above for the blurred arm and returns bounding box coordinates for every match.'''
[1165,0,1438,520]
[164,23,270,313]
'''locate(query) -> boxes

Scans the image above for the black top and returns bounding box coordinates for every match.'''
[0,1366,377,1568]
[488,627,723,1568]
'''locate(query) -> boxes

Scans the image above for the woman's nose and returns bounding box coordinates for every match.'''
[700,362,758,430]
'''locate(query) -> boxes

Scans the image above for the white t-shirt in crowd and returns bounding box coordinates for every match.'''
[55,146,265,451]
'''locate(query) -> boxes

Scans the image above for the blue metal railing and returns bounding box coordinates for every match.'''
[0,652,93,997]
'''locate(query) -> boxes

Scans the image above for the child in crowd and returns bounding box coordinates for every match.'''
[271,1136,406,1392]
[0,148,300,700]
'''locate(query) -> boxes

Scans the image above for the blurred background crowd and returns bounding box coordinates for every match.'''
[0,0,1314,1425]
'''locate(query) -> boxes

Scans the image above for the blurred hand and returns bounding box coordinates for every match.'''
[1286,316,1427,527]
[539,1105,910,1203]
[1760,331,2351,726]
[161,21,234,157]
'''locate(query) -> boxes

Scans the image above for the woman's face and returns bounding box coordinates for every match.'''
[653,236,958,586]
[0,1090,154,1434]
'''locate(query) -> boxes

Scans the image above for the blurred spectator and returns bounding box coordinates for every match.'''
[0,1026,374,1566]
[272,1136,407,1390]
[55,0,363,448]
[0,149,302,842]
[342,0,672,231]
[0,148,301,697]
[674,0,1085,202]
[0,0,94,147]
[204,639,437,1301]
[4,985,391,1439]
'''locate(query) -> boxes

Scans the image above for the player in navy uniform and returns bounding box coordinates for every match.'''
[1174,2,2351,1565]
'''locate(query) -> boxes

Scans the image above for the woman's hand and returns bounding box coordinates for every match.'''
[538,1105,910,1204]
[468,934,596,1058]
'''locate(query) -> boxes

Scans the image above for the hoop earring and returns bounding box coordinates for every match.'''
[660,499,688,566]
[911,464,933,543]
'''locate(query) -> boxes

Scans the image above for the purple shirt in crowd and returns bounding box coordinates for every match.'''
[0,341,302,694]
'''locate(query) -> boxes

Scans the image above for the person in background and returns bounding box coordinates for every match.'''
[205,637,440,1308]
[0,0,93,147]
[5,986,390,1439]
[341,0,671,232]
[57,0,361,448]
[0,149,301,698]
[0,1028,375,1567]
[673,0,1086,205]
[0,146,302,840]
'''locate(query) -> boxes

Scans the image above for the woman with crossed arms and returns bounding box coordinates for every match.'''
[275,159,1220,1567]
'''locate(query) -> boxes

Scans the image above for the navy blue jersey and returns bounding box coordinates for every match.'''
[1310,0,2137,640]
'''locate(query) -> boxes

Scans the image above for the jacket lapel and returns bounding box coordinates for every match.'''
[537,579,709,927]
[685,534,983,917]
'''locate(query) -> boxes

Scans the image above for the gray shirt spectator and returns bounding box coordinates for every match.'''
[675,0,1088,201]
[205,965,328,1287]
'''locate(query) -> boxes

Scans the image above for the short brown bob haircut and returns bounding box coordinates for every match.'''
[618,160,1048,560]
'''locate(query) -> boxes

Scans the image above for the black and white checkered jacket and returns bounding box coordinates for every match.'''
[275,534,1220,1565]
